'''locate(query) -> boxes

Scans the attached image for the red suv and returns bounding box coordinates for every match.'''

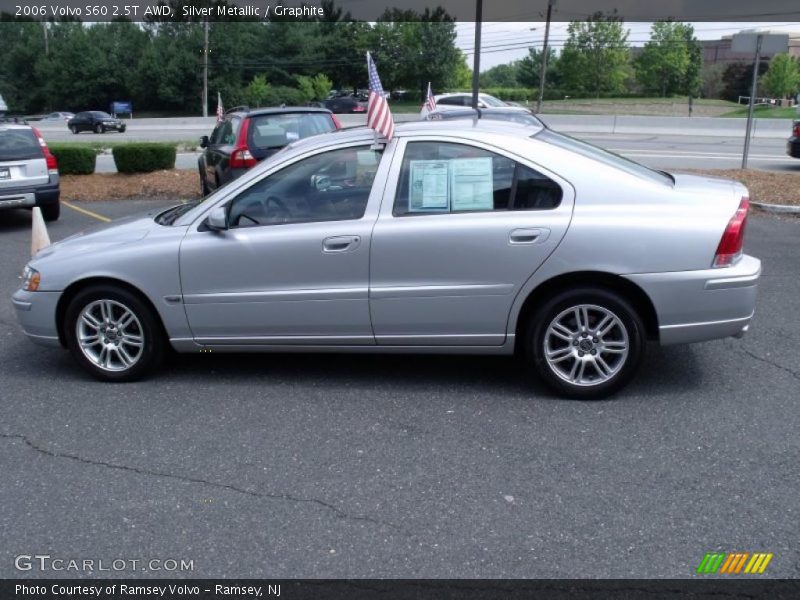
[198,106,341,195]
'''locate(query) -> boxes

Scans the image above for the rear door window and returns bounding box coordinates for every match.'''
[393,141,562,215]
[0,129,42,161]
[247,113,335,159]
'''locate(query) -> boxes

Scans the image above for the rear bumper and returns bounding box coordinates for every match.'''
[11,289,62,347]
[0,180,59,209]
[624,255,761,345]
[788,137,800,159]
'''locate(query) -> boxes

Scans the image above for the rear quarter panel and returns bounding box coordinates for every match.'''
[504,138,743,336]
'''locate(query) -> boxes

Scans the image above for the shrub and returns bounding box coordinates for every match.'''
[48,144,96,175]
[263,85,307,107]
[112,143,176,173]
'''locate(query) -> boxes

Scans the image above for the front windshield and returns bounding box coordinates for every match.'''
[91,111,113,118]
[535,128,673,186]
[481,95,507,107]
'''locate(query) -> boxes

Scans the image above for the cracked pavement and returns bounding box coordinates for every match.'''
[0,200,798,578]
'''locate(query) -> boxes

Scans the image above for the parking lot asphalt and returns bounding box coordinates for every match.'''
[0,200,798,578]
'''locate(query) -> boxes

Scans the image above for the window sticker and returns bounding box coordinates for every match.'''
[409,160,450,212]
[450,157,493,211]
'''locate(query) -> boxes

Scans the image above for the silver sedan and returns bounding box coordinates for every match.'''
[12,120,760,398]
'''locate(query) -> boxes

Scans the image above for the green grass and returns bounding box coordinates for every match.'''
[550,97,740,107]
[719,105,800,119]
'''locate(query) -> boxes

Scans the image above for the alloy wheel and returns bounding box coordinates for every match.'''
[543,303,629,387]
[76,299,144,372]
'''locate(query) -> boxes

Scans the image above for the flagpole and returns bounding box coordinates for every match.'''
[471,0,482,110]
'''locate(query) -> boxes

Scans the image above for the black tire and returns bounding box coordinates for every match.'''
[527,287,645,400]
[64,285,165,382]
[94,123,104,134]
[70,125,78,134]
[119,125,126,133]
[40,202,60,222]
[199,168,210,196]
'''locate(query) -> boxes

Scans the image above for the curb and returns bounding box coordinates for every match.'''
[751,201,800,214]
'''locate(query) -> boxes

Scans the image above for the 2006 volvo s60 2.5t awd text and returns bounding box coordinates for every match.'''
[12,120,760,398]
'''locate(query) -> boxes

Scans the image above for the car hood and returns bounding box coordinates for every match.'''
[33,210,164,261]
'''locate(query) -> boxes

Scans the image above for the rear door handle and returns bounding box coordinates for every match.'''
[509,228,549,245]
[322,235,361,253]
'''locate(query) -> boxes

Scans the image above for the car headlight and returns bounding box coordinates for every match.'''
[21,266,41,292]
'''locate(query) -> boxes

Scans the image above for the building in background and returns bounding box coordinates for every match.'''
[700,30,800,65]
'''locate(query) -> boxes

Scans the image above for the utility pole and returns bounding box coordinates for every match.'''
[43,21,49,56]
[471,0,482,110]
[741,33,762,169]
[202,18,209,118]
[536,0,556,114]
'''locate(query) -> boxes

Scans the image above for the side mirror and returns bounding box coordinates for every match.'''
[477,102,486,109]
[199,135,209,148]
[206,206,228,231]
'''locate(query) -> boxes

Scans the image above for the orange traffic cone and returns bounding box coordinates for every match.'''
[31,206,51,257]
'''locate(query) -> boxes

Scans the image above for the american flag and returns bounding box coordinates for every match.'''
[216,92,224,123]
[366,52,394,141]
[424,82,436,113]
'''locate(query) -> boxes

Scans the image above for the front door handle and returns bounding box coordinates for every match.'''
[509,228,549,245]
[322,235,361,253]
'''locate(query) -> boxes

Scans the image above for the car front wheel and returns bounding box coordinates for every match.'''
[64,286,165,382]
[94,123,104,134]
[528,287,645,399]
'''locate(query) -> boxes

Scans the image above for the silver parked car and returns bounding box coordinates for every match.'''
[1,123,60,221]
[12,121,760,398]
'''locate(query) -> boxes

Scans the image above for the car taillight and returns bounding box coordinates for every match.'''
[353,105,366,112]
[32,127,58,175]
[228,118,257,169]
[713,197,749,268]
[793,120,800,138]
[330,114,342,129]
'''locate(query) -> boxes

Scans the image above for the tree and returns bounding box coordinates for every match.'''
[559,12,630,97]
[761,53,800,99]
[635,21,699,97]
[296,73,332,101]
[243,74,270,107]
[700,63,726,99]
[480,63,520,88]
[517,47,560,88]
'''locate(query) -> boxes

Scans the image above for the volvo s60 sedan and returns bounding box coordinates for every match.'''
[12,120,760,398]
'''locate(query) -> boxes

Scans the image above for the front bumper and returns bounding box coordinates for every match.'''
[624,254,761,345]
[11,289,62,347]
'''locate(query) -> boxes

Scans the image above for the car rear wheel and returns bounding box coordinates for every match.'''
[64,286,165,382]
[527,287,645,399]
[40,202,60,222]
[199,169,210,196]
[94,123,104,134]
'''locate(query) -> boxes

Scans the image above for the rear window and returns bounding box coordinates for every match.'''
[247,113,335,150]
[536,129,673,186]
[0,129,42,161]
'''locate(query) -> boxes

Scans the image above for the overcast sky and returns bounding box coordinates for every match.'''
[455,21,800,70]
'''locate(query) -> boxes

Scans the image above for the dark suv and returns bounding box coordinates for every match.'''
[788,119,800,159]
[198,107,340,195]
[0,124,60,221]
[68,111,126,134]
